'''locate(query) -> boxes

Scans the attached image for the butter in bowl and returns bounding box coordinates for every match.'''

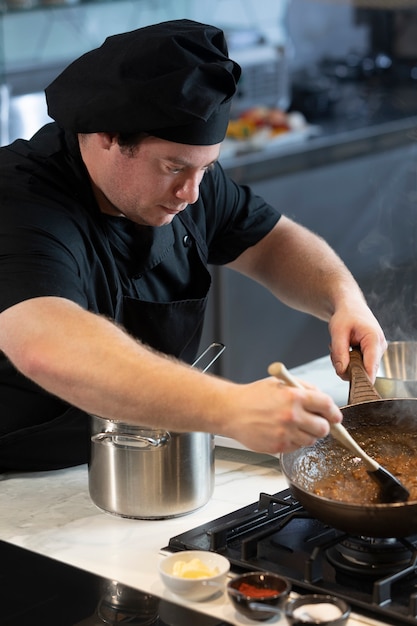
[158,550,230,602]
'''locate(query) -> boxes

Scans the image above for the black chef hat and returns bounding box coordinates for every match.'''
[45,19,241,145]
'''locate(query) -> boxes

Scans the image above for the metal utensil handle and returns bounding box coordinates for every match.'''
[192,342,225,373]
[92,344,225,447]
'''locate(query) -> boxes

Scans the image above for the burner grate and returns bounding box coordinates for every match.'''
[165,489,417,625]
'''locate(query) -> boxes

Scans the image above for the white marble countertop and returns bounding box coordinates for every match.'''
[0,356,383,626]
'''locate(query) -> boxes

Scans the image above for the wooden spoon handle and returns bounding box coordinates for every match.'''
[268,362,301,388]
[267,361,378,471]
[329,422,377,470]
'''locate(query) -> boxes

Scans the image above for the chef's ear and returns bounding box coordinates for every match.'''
[95,132,118,149]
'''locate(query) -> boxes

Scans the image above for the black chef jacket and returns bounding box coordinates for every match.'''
[0,123,280,470]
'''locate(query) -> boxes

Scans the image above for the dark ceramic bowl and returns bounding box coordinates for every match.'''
[285,594,351,626]
[227,571,291,621]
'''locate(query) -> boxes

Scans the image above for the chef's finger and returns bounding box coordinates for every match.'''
[282,418,330,451]
[292,387,342,427]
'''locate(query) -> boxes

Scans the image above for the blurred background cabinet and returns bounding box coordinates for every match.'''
[202,140,417,382]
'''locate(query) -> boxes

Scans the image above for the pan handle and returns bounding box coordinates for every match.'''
[348,347,382,405]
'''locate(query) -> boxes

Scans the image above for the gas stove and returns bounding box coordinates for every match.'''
[166,488,417,625]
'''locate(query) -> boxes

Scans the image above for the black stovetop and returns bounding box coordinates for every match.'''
[0,540,232,626]
[166,488,417,626]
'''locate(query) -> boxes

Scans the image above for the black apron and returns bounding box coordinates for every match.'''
[0,211,211,471]
[122,210,211,362]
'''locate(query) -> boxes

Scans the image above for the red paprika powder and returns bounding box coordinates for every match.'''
[237,581,279,598]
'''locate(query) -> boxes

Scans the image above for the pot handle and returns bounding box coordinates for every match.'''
[348,347,382,404]
[91,431,171,449]
[192,342,225,372]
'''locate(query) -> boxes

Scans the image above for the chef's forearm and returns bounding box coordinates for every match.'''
[0,296,347,454]
[229,215,386,380]
[0,296,234,433]
[228,215,365,322]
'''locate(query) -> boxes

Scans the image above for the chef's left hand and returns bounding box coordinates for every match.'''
[328,299,387,383]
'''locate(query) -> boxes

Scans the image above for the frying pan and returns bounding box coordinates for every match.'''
[280,348,417,538]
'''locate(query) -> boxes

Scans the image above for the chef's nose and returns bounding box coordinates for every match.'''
[174,174,200,205]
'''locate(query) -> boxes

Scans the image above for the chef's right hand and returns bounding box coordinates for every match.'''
[223,376,343,455]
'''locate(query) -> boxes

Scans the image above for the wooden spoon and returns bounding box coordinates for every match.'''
[268,361,410,504]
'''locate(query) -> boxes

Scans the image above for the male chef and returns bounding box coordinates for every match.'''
[0,19,386,470]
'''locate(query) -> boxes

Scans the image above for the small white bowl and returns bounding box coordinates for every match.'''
[159,550,230,602]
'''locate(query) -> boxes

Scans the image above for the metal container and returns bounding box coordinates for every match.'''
[375,340,417,398]
[88,343,224,519]
[89,420,214,519]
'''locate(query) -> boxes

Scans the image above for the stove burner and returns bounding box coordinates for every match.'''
[327,536,416,577]
[166,489,417,624]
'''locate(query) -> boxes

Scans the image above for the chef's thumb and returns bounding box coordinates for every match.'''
[329,344,350,381]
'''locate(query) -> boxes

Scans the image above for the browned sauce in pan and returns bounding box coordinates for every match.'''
[312,426,417,504]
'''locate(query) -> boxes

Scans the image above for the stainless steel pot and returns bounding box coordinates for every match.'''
[375,340,417,398]
[88,343,224,519]
[89,420,215,519]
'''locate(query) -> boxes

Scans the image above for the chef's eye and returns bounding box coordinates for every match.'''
[166,162,215,175]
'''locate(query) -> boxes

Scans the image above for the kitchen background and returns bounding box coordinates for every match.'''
[1,0,417,384]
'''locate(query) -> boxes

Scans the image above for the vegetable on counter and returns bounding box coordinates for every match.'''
[226,106,307,140]
[221,106,317,157]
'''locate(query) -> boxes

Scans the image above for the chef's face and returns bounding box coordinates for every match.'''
[81,133,221,227]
